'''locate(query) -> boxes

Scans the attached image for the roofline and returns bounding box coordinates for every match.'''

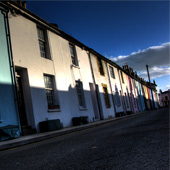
[4,1,155,88]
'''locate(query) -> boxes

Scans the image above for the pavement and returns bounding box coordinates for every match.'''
[0,111,145,151]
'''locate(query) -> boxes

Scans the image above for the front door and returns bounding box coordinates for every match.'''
[15,70,28,127]
[89,83,100,120]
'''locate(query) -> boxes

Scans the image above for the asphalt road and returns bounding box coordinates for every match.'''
[0,108,169,170]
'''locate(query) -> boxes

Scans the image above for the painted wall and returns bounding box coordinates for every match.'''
[0,9,20,128]
[90,54,115,119]
[118,70,132,114]
[136,81,146,111]
[160,91,169,107]
[152,91,159,109]
[9,11,96,131]
[107,63,124,114]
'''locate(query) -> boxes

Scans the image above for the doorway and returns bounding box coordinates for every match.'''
[15,69,28,127]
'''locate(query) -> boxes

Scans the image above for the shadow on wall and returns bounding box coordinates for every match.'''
[0,81,157,133]
[0,83,20,128]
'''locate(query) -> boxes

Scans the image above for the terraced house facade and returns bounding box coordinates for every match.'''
[0,1,159,138]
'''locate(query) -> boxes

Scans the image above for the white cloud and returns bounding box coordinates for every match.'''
[166,84,170,90]
[109,42,170,80]
[139,67,170,80]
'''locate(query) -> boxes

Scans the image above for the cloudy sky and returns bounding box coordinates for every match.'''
[110,42,170,84]
[27,1,170,91]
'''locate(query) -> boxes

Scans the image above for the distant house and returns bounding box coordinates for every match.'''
[159,90,170,107]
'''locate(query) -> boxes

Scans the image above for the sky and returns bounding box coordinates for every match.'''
[26,1,170,92]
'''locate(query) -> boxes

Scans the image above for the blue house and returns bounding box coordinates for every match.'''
[0,4,20,141]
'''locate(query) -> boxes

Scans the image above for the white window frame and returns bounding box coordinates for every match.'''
[76,80,86,108]
[69,43,78,66]
[44,75,60,110]
[109,66,115,79]
[37,27,50,59]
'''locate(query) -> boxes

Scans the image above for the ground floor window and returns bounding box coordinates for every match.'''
[125,93,129,108]
[114,85,121,107]
[102,84,111,108]
[44,75,59,109]
[76,80,86,108]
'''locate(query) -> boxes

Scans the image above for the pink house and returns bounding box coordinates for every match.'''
[160,90,170,107]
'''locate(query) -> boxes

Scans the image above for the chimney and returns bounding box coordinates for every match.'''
[16,1,26,8]
[122,64,129,71]
[22,1,26,8]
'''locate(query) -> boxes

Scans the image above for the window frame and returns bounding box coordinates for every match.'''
[37,26,51,59]
[97,57,105,76]
[75,80,86,108]
[102,84,111,108]
[121,71,124,83]
[114,85,121,107]
[125,93,129,108]
[109,66,115,79]
[44,75,60,110]
[69,43,79,66]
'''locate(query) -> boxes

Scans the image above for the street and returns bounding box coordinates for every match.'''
[0,108,169,170]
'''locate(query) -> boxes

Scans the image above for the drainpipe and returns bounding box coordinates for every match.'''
[105,63,117,115]
[3,7,22,132]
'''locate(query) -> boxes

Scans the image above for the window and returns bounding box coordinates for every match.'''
[121,71,124,83]
[109,66,115,79]
[97,57,104,75]
[37,27,50,59]
[69,44,78,66]
[44,75,59,109]
[165,96,168,100]
[114,85,121,107]
[76,80,86,108]
[125,93,129,108]
[102,85,111,108]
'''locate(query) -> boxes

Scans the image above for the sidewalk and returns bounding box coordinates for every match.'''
[0,112,144,151]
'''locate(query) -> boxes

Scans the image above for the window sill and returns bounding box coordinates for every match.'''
[48,109,61,112]
[41,56,52,61]
[100,74,105,77]
[79,107,88,111]
[72,64,80,69]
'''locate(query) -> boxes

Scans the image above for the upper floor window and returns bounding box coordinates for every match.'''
[109,66,115,79]
[121,71,124,83]
[44,75,59,109]
[69,43,78,66]
[37,27,50,59]
[97,57,104,76]
[76,80,86,108]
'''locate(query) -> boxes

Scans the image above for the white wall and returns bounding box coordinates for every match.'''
[107,63,124,114]
[9,12,95,131]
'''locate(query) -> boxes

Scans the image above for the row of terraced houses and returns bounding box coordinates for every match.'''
[0,1,159,140]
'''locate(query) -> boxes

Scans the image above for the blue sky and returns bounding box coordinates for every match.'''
[27,1,170,91]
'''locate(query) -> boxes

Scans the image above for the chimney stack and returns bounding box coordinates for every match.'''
[22,1,26,8]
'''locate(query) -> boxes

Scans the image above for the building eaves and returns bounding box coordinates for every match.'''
[5,1,152,87]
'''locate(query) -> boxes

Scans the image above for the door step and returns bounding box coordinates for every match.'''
[22,126,37,135]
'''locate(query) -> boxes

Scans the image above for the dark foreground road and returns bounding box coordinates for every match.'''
[0,108,169,170]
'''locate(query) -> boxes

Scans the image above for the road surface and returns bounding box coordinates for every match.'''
[0,108,169,170]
